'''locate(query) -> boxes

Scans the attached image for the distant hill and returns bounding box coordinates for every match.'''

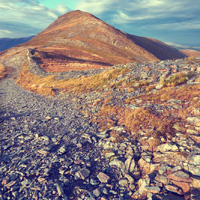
[180,49,200,58]
[0,36,34,52]
[19,10,186,72]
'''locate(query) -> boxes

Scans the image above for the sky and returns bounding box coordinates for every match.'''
[0,0,200,48]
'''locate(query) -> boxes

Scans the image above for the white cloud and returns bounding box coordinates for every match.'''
[147,21,200,31]
[0,1,70,38]
[164,42,189,49]
[57,4,69,14]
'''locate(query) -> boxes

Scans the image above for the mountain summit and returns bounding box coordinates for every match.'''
[19,10,186,72]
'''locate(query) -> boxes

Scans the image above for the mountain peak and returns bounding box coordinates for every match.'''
[20,10,186,72]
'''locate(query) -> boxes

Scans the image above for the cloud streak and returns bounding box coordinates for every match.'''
[0,0,199,47]
[0,0,69,38]
[76,0,200,45]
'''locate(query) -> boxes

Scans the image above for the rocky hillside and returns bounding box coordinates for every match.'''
[17,10,186,73]
[1,9,200,200]
[1,46,200,199]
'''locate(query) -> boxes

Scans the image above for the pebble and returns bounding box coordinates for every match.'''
[97,172,110,183]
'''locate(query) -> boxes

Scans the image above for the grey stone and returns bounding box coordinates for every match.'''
[145,186,160,193]
[157,143,178,152]
[119,179,128,187]
[188,165,200,176]
[109,159,125,173]
[93,188,100,197]
[190,155,200,166]
[90,179,98,185]
[97,172,110,183]
[187,117,200,126]
[78,168,90,180]
[58,145,66,154]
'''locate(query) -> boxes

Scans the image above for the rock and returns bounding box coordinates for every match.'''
[109,159,125,173]
[38,149,48,156]
[133,175,150,197]
[78,168,90,180]
[55,183,68,199]
[125,156,133,173]
[21,179,29,186]
[157,143,178,152]
[189,155,200,166]
[104,152,115,159]
[97,172,110,183]
[187,117,200,127]
[93,188,101,197]
[192,178,200,189]
[165,184,183,195]
[144,186,160,194]
[58,145,66,154]
[155,175,168,185]
[153,152,187,166]
[124,173,134,184]
[119,178,128,187]
[188,165,200,176]
[167,171,192,183]
[138,158,159,175]
[155,83,164,89]
[90,179,98,185]
[170,180,190,193]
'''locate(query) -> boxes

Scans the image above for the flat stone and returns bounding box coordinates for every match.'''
[21,179,29,186]
[189,155,200,165]
[153,152,187,166]
[155,175,168,185]
[136,176,150,196]
[58,145,66,154]
[157,143,178,152]
[93,188,101,197]
[79,168,90,180]
[125,156,133,173]
[188,165,200,176]
[124,173,134,184]
[144,186,160,193]
[192,178,200,189]
[187,117,200,127]
[167,171,192,183]
[170,180,190,193]
[38,149,48,156]
[138,158,159,175]
[165,184,183,195]
[118,178,128,187]
[109,159,125,173]
[97,172,110,183]
[90,179,98,185]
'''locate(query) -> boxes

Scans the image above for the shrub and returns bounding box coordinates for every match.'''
[162,72,193,87]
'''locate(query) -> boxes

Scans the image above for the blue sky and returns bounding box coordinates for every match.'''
[0,0,199,49]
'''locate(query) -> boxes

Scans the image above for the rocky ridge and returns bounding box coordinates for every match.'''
[1,57,200,199]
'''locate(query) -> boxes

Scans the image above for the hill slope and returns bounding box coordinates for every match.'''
[180,49,200,57]
[19,10,186,72]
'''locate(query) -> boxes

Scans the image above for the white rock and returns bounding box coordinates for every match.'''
[157,143,178,152]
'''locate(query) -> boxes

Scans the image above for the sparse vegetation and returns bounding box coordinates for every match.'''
[96,104,177,141]
[0,65,8,80]
[162,72,194,87]
[16,65,130,95]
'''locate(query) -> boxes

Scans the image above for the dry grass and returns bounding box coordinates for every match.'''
[97,104,177,141]
[162,72,193,87]
[0,65,8,80]
[16,65,130,95]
